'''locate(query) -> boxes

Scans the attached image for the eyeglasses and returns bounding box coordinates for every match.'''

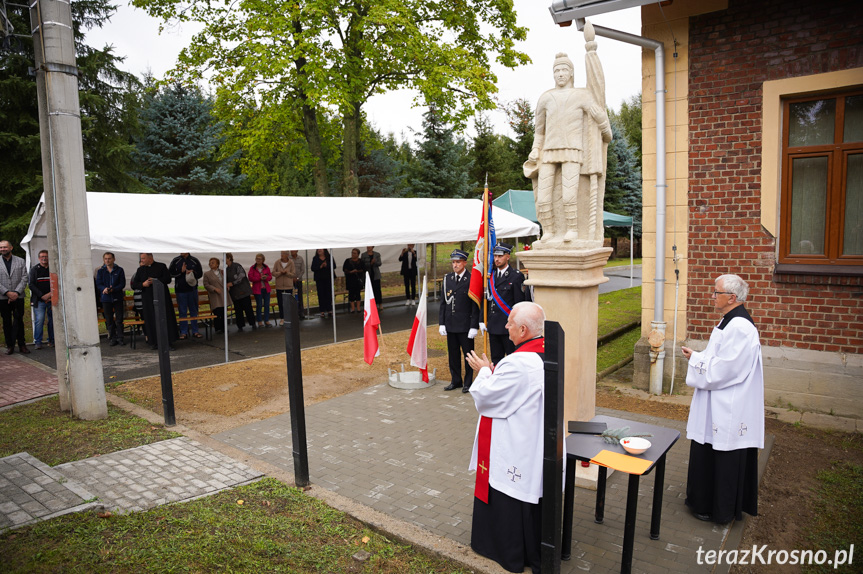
[712,291,734,297]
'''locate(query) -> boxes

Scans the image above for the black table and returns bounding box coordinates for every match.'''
[562,415,680,574]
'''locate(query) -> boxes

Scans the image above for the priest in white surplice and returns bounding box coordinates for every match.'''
[465,301,547,574]
[682,274,764,525]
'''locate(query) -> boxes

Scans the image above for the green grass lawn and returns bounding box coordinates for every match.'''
[0,396,180,466]
[0,478,470,573]
[804,460,862,574]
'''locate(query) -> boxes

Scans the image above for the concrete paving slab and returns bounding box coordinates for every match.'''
[55,437,264,514]
[0,452,95,531]
[214,382,732,574]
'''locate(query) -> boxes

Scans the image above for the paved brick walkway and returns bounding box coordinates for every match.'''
[215,383,735,574]
[1,437,263,532]
[0,353,57,408]
[0,452,96,530]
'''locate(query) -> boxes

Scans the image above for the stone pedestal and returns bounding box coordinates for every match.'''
[520,247,612,487]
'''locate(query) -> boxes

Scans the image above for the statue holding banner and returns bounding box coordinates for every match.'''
[524,21,613,249]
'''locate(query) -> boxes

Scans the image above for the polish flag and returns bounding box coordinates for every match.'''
[406,278,429,382]
[363,272,380,365]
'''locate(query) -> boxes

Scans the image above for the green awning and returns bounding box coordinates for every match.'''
[494,189,633,227]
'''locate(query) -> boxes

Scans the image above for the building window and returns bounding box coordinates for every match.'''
[780,90,863,266]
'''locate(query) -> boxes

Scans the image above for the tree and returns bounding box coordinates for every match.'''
[132,82,243,195]
[611,92,642,169]
[409,106,472,199]
[132,0,530,196]
[604,116,642,256]
[0,0,142,246]
[358,127,408,198]
[502,97,535,168]
[468,114,522,197]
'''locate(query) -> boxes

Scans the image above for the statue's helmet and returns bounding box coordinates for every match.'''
[552,53,575,87]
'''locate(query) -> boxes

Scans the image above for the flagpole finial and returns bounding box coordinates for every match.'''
[484,173,488,189]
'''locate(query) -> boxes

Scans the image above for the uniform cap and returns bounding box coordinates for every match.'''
[450,249,468,261]
[493,243,513,255]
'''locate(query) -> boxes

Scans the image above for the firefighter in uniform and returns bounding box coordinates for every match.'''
[439,249,480,392]
[479,243,526,365]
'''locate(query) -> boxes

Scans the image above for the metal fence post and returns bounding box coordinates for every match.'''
[284,292,309,487]
[152,278,175,426]
[542,320,565,573]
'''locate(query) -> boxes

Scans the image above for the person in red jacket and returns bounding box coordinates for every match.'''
[248,253,273,328]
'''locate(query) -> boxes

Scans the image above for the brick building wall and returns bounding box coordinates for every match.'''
[687,0,863,354]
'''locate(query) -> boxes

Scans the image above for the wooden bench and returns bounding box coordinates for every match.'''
[97,289,218,349]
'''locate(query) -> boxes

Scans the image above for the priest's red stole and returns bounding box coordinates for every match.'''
[473,337,544,504]
[475,416,492,503]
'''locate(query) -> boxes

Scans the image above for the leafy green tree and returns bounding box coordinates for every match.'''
[0,0,142,246]
[409,106,472,199]
[132,0,529,197]
[133,82,243,195]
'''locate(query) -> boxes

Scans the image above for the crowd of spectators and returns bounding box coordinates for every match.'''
[9,245,422,352]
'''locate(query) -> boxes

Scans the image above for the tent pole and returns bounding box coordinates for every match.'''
[630,225,634,288]
[330,249,337,344]
[305,249,310,317]
[432,244,437,301]
[223,253,229,363]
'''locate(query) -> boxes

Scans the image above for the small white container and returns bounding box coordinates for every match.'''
[619,437,651,455]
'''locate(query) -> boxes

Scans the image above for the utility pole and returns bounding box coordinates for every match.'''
[29,0,107,419]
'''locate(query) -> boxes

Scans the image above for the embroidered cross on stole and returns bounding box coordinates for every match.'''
[475,415,492,504]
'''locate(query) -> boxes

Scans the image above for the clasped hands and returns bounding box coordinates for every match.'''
[465,350,492,372]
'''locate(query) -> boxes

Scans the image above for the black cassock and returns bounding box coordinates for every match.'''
[131,262,178,347]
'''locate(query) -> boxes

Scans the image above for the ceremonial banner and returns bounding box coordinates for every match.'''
[468,186,493,306]
[406,277,429,382]
[363,272,380,364]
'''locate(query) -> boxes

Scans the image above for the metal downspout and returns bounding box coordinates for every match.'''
[576,19,667,394]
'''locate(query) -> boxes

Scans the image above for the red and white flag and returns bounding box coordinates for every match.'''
[406,277,429,382]
[363,271,381,365]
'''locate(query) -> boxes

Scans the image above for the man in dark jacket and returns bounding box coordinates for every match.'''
[438,249,479,392]
[479,243,526,365]
[28,250,54,349]
[399,244,419,306]
[169,253,204,339]
[95,252,126,346]
[130,253,178,351]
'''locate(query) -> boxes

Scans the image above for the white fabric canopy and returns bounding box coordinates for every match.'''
[22,193,539,270]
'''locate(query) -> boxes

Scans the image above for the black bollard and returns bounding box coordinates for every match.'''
[152,278,176,427]
[284,292,310,487]
[541,320,564,574]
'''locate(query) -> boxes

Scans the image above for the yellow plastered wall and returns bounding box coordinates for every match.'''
[639,7,690,340]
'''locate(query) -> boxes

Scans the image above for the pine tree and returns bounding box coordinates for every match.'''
[408,106,472,199]
[133,83,242,195]
[0,0,142,246]
[358,128,407,198]
[611,93,642,169]
[604,116,642,256]
[468,114,520,196]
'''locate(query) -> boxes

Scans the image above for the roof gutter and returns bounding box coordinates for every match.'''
[573,17,668,395]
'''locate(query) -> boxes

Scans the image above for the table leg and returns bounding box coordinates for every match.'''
[621,474,639,574]
[650,454,667,540]
[595,465,607,524]
[562,456,576,561]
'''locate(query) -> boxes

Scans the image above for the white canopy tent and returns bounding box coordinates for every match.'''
[22,192,539,358]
